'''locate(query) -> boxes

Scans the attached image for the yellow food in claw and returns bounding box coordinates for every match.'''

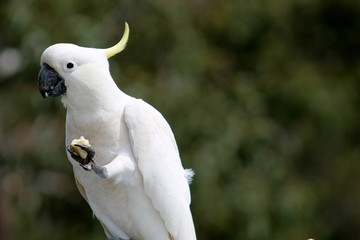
[71,136,91,159]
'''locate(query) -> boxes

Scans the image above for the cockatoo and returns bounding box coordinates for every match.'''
[38,23,196,240]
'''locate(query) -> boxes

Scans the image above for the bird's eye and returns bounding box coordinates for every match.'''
[64,61,76,71]
[66,62,74,69]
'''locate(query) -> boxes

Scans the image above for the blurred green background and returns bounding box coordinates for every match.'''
[1,0,360,239]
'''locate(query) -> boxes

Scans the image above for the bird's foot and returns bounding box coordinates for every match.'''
[66,144,94,171]
[91,162,109,178]
[67,143,108,178]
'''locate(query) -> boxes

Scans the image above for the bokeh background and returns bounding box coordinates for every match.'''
[1,0,360,239]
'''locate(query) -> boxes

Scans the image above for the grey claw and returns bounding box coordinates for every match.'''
[66,144,94,166]
[79,163,92,171]
[67,144,108,178]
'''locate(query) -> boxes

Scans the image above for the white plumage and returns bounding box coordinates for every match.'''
[38,23,196,240]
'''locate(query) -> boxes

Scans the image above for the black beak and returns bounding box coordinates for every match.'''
[38,64,67,98]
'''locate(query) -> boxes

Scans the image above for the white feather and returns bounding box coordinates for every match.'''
[125,99,196,239]
[40,42,196,240]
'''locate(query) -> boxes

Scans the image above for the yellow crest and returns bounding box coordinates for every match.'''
[105,22,130,58]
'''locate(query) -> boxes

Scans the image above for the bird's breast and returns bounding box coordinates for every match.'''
[65,108,130,165]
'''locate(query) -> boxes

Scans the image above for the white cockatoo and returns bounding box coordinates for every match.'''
[38,23,196,240]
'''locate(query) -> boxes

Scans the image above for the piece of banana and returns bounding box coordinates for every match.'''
[70,136,91,159]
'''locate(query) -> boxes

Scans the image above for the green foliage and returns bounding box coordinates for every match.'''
[1,0,360,239]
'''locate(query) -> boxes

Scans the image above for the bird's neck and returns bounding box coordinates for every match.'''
[62,80,130,115]
[63,80,131,150]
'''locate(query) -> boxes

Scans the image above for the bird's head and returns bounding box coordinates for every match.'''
[38,23,129,99]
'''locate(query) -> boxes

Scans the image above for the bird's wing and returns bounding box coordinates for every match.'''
[124,99,196,240]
